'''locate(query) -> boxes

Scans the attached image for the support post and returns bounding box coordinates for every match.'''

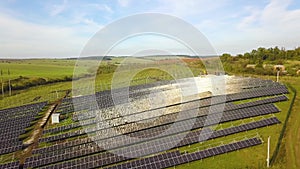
[9,79,11,96]
[267,136,270,168]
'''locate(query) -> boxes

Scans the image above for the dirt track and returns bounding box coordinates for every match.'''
[19,103,57,164]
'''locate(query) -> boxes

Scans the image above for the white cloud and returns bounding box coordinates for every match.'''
[88,4,114,14]
[49,0,68,16]
[118,0,131,7]
[217,0,300,54]
[262,0,300,31]
[237,6,261,30]
[154,0,227,17]
[71,12,103,33]
[0,12,88,58]
[238,0,300,33]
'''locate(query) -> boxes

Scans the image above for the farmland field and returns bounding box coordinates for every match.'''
[0,59,91,80]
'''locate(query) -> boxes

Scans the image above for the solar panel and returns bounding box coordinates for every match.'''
[103,137,262,169]
[31,114,280,168]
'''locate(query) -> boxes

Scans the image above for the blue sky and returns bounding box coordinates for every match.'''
[0,0,300,58]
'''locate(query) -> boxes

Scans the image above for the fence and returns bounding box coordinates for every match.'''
[270,84,297,165]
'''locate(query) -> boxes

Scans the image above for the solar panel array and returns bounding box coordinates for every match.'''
[23,83,287,168]
[0,161,19,169]
[56,80,288,115]
[41,90,288,142]
[104,137,262,169]
[41,95,287,135]
[24,116,280,168]
[56,81,168,115]
[41,115,277,157]
[0,102,47,155]
[176,117,280,147]
[38,103,279,143]
[0,77,289,169]
[226,85,287,102]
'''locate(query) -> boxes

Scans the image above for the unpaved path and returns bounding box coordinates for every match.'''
[18,90,70,166]
[19,103,58,165]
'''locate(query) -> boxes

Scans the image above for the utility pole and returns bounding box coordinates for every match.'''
[8,69,11,96]
[56,90,58,99]
[9,79,11,96]
[267,136,270,168]
[0,69,3,98]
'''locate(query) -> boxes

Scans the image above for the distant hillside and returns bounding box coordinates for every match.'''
[67,56,114,60]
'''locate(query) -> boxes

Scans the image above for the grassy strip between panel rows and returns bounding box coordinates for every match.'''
[270,84,296,165]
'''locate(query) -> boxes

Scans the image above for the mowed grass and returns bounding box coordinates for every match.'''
[276,76,300,169]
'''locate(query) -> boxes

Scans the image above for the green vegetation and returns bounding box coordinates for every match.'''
[0,80,71,108]
[0,59,93,97]
[0,59,91,80]
[259,76,300,169]
[221,46,300,76]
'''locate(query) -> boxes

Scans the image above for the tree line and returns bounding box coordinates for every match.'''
[220,46,300,76]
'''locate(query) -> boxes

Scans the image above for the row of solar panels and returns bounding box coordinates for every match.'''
[62,85,287,127]
[57,85,161,114]
[0,102,47,129]
[0,161,19,169]
[42,95,287,137]
[57,80,171,109]
[25,115,280,168]
[105,137,262,169]
[47,88,286,137]
[28,109,282,166]
[0,102,46,116]
[36,103,280,162]
[38,103,279,143]
[36,137,262,169]
[0,129,25,140]
[0,102,47,155]
[226,85,287,102]
[122,104,279,139]
[176,117,280,147]
[4,114,276,168]
[55,82,287,115]
[0,145,23,156]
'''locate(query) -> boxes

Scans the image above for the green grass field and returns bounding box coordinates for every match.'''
[0,57,196,108]
[0,59,92,80]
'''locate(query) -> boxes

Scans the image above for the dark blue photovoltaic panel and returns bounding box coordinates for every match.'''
[104,137,262,169]
[0,102,47,155]
[0,161,19,169]
[38,102,279,143]
[26,116,280,169]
